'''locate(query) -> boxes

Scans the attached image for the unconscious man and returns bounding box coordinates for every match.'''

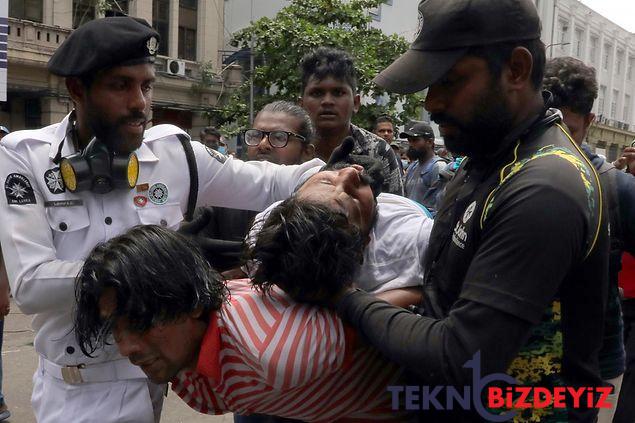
[247,158,432,308]
[74,225,412,422]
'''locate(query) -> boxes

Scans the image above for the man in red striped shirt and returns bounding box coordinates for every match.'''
[74,225,409,421]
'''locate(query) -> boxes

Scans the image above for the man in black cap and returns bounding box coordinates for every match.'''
[401,121,447,215]
[333,0,608,421]
[0,16,322,422]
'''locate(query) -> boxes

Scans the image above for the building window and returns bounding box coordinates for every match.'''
[557,18,569,45]
[574,28,584,57]
[589,36,599,64]
[599,85,606,115]
[624,94,631,122]
[604,44,612,70]
[611,89,619,118]
[369,6,381,21]
[628,57,634,80]
[178,0,197,61]
[73,0,96,28]
[617,50,624,75]
[178,27,196,61]
[9,0,43,22]
[152,0,170,56]
[25,98,41,128]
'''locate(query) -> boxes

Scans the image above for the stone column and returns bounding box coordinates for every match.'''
[169,0,179,58]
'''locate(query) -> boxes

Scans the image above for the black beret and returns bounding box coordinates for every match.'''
[48,16,160,77]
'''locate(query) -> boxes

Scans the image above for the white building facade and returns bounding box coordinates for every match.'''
[536,0,635,158]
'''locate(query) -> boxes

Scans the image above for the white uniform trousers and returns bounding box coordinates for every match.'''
[32,358,164,423]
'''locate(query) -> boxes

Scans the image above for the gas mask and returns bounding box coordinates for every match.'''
[59,137,139,194]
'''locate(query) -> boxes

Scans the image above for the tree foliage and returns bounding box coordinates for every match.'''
[214,0,424,135]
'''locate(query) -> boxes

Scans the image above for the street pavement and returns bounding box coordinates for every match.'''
[2,298,233,423]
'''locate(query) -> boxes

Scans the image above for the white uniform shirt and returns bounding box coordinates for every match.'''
[248,193,433,293]
[0,113,323,367]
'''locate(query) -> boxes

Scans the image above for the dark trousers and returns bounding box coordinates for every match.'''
[614,298,635,423]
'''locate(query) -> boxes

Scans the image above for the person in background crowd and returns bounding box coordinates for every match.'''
[199,126,226,153]
[74,225,410,422]
[334,0,608,421]
[543,56,635,423]
[435,147,452,163]
[373,114,395,143]
[0,17,322,423]
[401,121,447,215]
[299,47,404,195]
[182,101,317,273]
[246,101,316,165]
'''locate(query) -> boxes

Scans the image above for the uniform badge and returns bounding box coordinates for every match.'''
[206,146,227,164]
[44,168,65,194]
[5,173,36,205]
[462,201,477,223]
[148,183,168,205]
[136,183,149,192]
[134,195,148,207]
[146,37,158,55]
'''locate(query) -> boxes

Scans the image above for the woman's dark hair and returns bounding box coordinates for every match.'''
[260,100,316,143]
[74,225,228,356]
[543,57,598,115]
[248,197,364,306]
[467,38,546,90]
[300,47,357,93]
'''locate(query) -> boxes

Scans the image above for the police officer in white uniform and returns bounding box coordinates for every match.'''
[0,17,322,422]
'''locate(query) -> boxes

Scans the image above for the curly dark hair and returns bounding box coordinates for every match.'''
[247,197,364,306]
[543,57,598,115]
[74,225,228,356]
[300,47,357,93]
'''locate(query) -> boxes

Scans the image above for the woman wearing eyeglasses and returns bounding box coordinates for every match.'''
[244,101,316,165]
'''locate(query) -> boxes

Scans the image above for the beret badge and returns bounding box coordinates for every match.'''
[146,37,159,55]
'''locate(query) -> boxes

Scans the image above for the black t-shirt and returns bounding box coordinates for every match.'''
[338,115,608,422]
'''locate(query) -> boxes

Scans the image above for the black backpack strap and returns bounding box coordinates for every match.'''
[176,134,199,222]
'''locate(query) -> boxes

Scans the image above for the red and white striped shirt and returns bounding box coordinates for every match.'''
[171,279,407,421]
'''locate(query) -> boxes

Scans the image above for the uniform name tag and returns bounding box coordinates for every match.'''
[44,200,83,208]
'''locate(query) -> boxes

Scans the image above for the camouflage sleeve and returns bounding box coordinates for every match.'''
[376,140,404,196]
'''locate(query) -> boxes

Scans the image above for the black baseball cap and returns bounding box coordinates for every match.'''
[400,122,434,139]
[48,16,160,77]
[374,0,542,94]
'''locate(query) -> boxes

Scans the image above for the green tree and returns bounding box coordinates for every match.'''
[215,0,424,135]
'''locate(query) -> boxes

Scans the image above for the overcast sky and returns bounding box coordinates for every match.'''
[579,0,635,32]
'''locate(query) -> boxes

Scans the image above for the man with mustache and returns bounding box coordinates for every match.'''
[400,121,447,215]
[333,0,608,421]
[74,225,410,421]
[0,17,322,423]
[299,47,404,195]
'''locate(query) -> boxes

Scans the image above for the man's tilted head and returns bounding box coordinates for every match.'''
[248,197,365,306]
[74,225,228,383]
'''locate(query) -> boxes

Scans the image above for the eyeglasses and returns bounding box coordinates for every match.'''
[243,129,306,148]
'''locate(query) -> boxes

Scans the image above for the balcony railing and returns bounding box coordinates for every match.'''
[8,18,71,59]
